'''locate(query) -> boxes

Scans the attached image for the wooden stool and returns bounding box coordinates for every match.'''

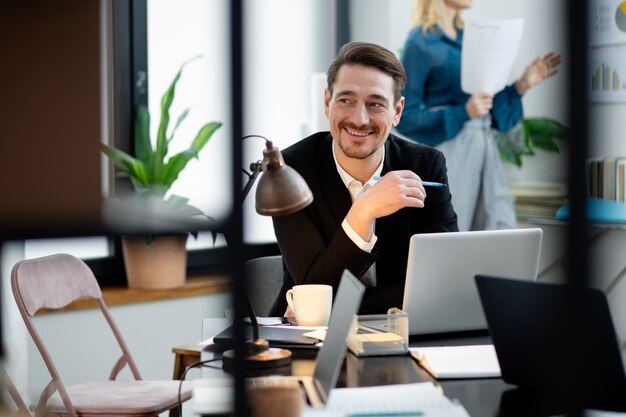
[171,344,202,417]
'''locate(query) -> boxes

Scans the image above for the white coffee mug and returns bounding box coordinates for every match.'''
[285,284,332,326]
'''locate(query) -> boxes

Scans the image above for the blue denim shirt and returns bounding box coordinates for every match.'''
[397,25,523,146]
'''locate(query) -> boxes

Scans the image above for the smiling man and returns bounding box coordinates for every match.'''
[270,42,458,315]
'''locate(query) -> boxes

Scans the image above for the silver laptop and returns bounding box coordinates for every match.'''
[402,228,542,335]
[248,269,365,407]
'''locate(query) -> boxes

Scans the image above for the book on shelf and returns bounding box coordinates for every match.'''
[587,156,626,201]
[617,159,626,202]
[603,157,616,200]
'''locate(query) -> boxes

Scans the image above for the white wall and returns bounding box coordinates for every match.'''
[590,104,626,157]
[1,242,27,405]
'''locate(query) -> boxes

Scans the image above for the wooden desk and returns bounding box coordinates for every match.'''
[200,319,616,417]
[200,319,512,416]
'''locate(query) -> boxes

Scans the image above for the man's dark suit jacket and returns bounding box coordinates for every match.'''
[269,132,458,315]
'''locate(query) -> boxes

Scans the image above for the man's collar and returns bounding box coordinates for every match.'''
[331,142,385,187]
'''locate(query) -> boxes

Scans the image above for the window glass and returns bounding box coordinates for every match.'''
[147,0,232,238]
[24,237,110,260]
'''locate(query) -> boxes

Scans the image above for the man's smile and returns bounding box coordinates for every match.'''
[344,126,373,138]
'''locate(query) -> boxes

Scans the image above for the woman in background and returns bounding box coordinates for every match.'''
[396,0,561,231]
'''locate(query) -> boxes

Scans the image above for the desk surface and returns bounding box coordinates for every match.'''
[201,319,573,417]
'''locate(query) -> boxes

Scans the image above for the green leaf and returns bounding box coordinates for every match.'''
[157,121,222,187]
[521,121,534,155]
[168,108,190,143]
[522,117,568,139]
[531,133,561,152]
[134,106,153,167]
[158,149,197,188]
[190,121,222,153]
[154,56,202,179]
[495,130,524,168]
[101,144,150,187]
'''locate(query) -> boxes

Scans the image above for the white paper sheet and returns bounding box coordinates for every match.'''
[410,344,501,379]
[461,18,524,94]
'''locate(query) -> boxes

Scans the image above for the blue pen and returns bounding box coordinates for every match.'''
[372,176,446,188]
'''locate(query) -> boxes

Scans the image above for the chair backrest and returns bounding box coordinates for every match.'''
[11,254,141,416]
[244,255,283,317]
[12,254,101,316]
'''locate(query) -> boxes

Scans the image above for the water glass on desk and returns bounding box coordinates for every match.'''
[286,284,332,326]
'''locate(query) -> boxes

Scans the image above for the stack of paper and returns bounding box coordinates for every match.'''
[323,382,470,417]
[509,182,568,219]
[409,344,501,379]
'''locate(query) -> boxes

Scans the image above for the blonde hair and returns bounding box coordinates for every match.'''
[410,0,464,32]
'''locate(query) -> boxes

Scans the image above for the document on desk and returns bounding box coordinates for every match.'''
[461,18,524,95]
[409,344,501,379]
[322,382,470,416]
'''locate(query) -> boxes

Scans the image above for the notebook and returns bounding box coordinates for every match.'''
[475,275,626,408]
[213,323,320,348]
[248,269,365,407]
[402,228,543,335]
[409,344,501,379]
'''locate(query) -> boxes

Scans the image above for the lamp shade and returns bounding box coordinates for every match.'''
[255,142,313,216]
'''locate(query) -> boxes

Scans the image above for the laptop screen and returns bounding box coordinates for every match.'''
[313,270,365,403]
[402,228,543,335]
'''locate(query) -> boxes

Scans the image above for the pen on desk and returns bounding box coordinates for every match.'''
[372,176,446,188]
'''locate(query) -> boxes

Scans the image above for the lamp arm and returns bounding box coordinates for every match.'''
[245,290,260,341]
[242,162,263,202]
[240,161,264,341]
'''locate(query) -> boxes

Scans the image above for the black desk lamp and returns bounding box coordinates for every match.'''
[222,135,313,368]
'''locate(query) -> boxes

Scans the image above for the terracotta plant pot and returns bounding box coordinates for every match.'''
[122,234,188,290]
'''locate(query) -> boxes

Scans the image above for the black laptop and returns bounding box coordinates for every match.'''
[475,275,626,410]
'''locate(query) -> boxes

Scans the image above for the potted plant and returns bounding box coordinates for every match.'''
[496,117,569,218]
[495,117,568,168]
[101,57,222,290]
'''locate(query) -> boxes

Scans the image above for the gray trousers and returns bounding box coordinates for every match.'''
[435,117,516,231]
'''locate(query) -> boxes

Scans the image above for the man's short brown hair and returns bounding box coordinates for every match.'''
[326,41,407,104]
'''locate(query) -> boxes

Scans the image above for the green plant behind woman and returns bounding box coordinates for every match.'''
[495,117,568,168]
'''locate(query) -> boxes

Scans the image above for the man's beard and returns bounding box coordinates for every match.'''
[336,123,382,160]
[336,140,380,160]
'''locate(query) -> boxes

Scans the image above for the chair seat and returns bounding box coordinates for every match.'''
[45,380,192,415]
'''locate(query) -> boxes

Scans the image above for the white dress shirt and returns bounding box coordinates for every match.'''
[332,145,384,287]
